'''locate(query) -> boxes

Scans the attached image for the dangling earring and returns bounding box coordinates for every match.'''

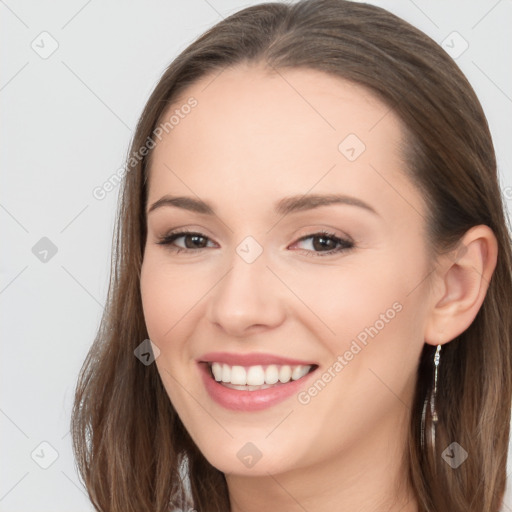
[421,344,442,452]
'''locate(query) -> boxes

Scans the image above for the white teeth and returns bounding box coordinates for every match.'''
[208,362,313,386]
[231,365,246,385]
[278,365,292,383]
[265,365,279,385]
[292,365,310,380]
[211,362,223,381]
[221,363,230,383]
[247,365,265,386]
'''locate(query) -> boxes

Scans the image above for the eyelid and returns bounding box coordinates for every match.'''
[293,226,354,244]
[156,228,355,258]
[288,230,354,256]
[155,228,217,250]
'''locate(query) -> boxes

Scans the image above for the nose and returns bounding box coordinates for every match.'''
[205,248,287,337]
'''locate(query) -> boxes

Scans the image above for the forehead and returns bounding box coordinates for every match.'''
[148,64,420,223]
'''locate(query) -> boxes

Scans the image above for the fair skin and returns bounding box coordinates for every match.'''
[140,63,497,512]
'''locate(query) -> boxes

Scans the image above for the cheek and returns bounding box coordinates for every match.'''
[140,255,203,341]
[283,254,409,347]
[140,259,204,429]
[140,273,170,342]
[296,249,426,391]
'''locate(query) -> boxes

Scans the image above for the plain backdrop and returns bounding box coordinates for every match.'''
[1,1,511,511]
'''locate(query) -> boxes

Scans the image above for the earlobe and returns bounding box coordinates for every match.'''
[424,225,498,346]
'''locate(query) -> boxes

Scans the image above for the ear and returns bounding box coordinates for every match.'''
[424,225,498,346]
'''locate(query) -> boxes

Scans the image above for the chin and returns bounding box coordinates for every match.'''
[195,438,303,477]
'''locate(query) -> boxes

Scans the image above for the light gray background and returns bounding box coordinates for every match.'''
[1,1,511,511]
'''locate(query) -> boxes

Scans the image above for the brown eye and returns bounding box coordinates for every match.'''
[292,232,354,256]
[156,231,215,252]
[181,234,208,249]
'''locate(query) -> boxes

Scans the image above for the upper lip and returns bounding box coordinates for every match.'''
[198,351,317,367]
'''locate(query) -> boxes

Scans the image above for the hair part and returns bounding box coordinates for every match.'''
[72,1,512,510]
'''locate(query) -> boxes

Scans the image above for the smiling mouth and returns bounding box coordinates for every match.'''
[206,362,318,391]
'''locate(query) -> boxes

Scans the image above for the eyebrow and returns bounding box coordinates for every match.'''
[147,193,378,217]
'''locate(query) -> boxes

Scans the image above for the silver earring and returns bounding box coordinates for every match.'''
[421,344,442,452]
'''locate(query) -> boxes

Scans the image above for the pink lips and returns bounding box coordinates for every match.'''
[197,351,316,366]
[197,352,318,412]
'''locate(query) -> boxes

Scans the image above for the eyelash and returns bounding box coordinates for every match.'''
[155,229,354,257]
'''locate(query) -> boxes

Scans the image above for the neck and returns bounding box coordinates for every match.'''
[225,409,418,512]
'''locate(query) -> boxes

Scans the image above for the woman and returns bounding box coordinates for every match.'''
[71,1,512,510]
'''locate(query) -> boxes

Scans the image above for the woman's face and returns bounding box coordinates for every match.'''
[140,64,434,477]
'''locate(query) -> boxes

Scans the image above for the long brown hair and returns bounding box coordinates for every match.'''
[71,1,512,510]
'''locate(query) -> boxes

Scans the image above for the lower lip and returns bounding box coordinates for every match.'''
[198,363,317,411]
